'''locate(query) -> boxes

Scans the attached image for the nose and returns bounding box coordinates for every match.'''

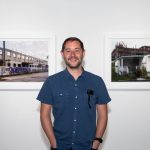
[70,51,75,56]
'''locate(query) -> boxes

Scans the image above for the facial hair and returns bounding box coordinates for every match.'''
[64,55,83,69]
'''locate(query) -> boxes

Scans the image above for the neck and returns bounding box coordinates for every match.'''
[66,66,83,80]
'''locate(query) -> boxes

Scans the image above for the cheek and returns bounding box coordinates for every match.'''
[64,55,71,61]
[77,53,84,59]
[63,53,69,58]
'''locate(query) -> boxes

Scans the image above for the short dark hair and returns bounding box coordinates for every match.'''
[61,37,84,51]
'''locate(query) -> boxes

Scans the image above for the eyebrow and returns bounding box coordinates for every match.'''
[64,48,82,50]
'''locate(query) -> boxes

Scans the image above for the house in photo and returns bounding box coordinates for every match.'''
[112,42,150,78]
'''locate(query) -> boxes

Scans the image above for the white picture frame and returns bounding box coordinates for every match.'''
[0,34,55,90]
[104,34,150,90]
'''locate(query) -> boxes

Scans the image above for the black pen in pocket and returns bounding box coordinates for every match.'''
[87,89,94,109]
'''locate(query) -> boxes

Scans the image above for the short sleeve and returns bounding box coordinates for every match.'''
[96,77,111,104]
[36,77,54,105]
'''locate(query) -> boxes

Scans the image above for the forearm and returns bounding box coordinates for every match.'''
[40,104,57,148]
[95,113,108,138]
[92,104,108,149]
[40,114,56,147]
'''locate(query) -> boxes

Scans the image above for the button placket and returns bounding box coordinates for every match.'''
[72,81,79,144]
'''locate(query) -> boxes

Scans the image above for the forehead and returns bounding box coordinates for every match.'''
[64,40,81,48]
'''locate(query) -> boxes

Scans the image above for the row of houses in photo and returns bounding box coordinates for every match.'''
[0,44,48,76]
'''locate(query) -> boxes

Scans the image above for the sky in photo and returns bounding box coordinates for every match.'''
[111,39,150,51]
[0,41,48,61]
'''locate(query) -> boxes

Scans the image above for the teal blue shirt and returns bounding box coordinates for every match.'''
[37,69,111,150]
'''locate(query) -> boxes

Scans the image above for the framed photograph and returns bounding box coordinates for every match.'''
[104,34,150,89]
[0,34,55,90]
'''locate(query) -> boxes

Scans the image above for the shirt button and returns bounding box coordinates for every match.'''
[74,119,77,122]
[75,96,78,99]
[72,143,74,145]
[75,84,77,87]
[73,131,76,133]
[74,107,77,110]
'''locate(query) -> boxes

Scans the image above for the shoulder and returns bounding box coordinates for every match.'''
[84,70,103,81]
[46,70,65,83]
[84,70,106,87]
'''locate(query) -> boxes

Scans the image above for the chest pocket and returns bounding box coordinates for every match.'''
[83,91,97,109]
[53,91,69,108]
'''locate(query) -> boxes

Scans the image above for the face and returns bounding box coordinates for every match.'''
[61,40,85,69]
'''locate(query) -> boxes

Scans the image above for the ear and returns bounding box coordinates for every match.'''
[61,50,64,57]
[83,50,85,57]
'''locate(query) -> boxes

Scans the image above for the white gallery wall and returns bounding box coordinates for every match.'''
[0,0,150,150]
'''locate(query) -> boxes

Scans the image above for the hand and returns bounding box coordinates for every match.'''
[92,140,100,150]
[50,141,57,149]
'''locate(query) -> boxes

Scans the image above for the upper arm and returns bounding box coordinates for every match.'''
[96,77,111,104]
[96,104,108,118]
[40,103,52,116]
[37,77,54,105]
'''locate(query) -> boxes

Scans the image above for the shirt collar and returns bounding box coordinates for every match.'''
[63,67,86,79]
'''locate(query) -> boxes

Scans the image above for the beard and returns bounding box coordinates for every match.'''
[64,56,83,69]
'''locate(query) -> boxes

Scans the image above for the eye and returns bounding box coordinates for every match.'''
[66,50,70,53]
[75,48,81,53]
[64,48,71,53]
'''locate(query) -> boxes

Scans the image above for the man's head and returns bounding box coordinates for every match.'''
[61,37,84,52]
[61,37,85,69]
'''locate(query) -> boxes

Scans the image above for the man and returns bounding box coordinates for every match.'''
[37,37,111,150]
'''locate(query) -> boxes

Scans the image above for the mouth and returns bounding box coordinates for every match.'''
[68,57,79,62]
[65,56,82,68]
